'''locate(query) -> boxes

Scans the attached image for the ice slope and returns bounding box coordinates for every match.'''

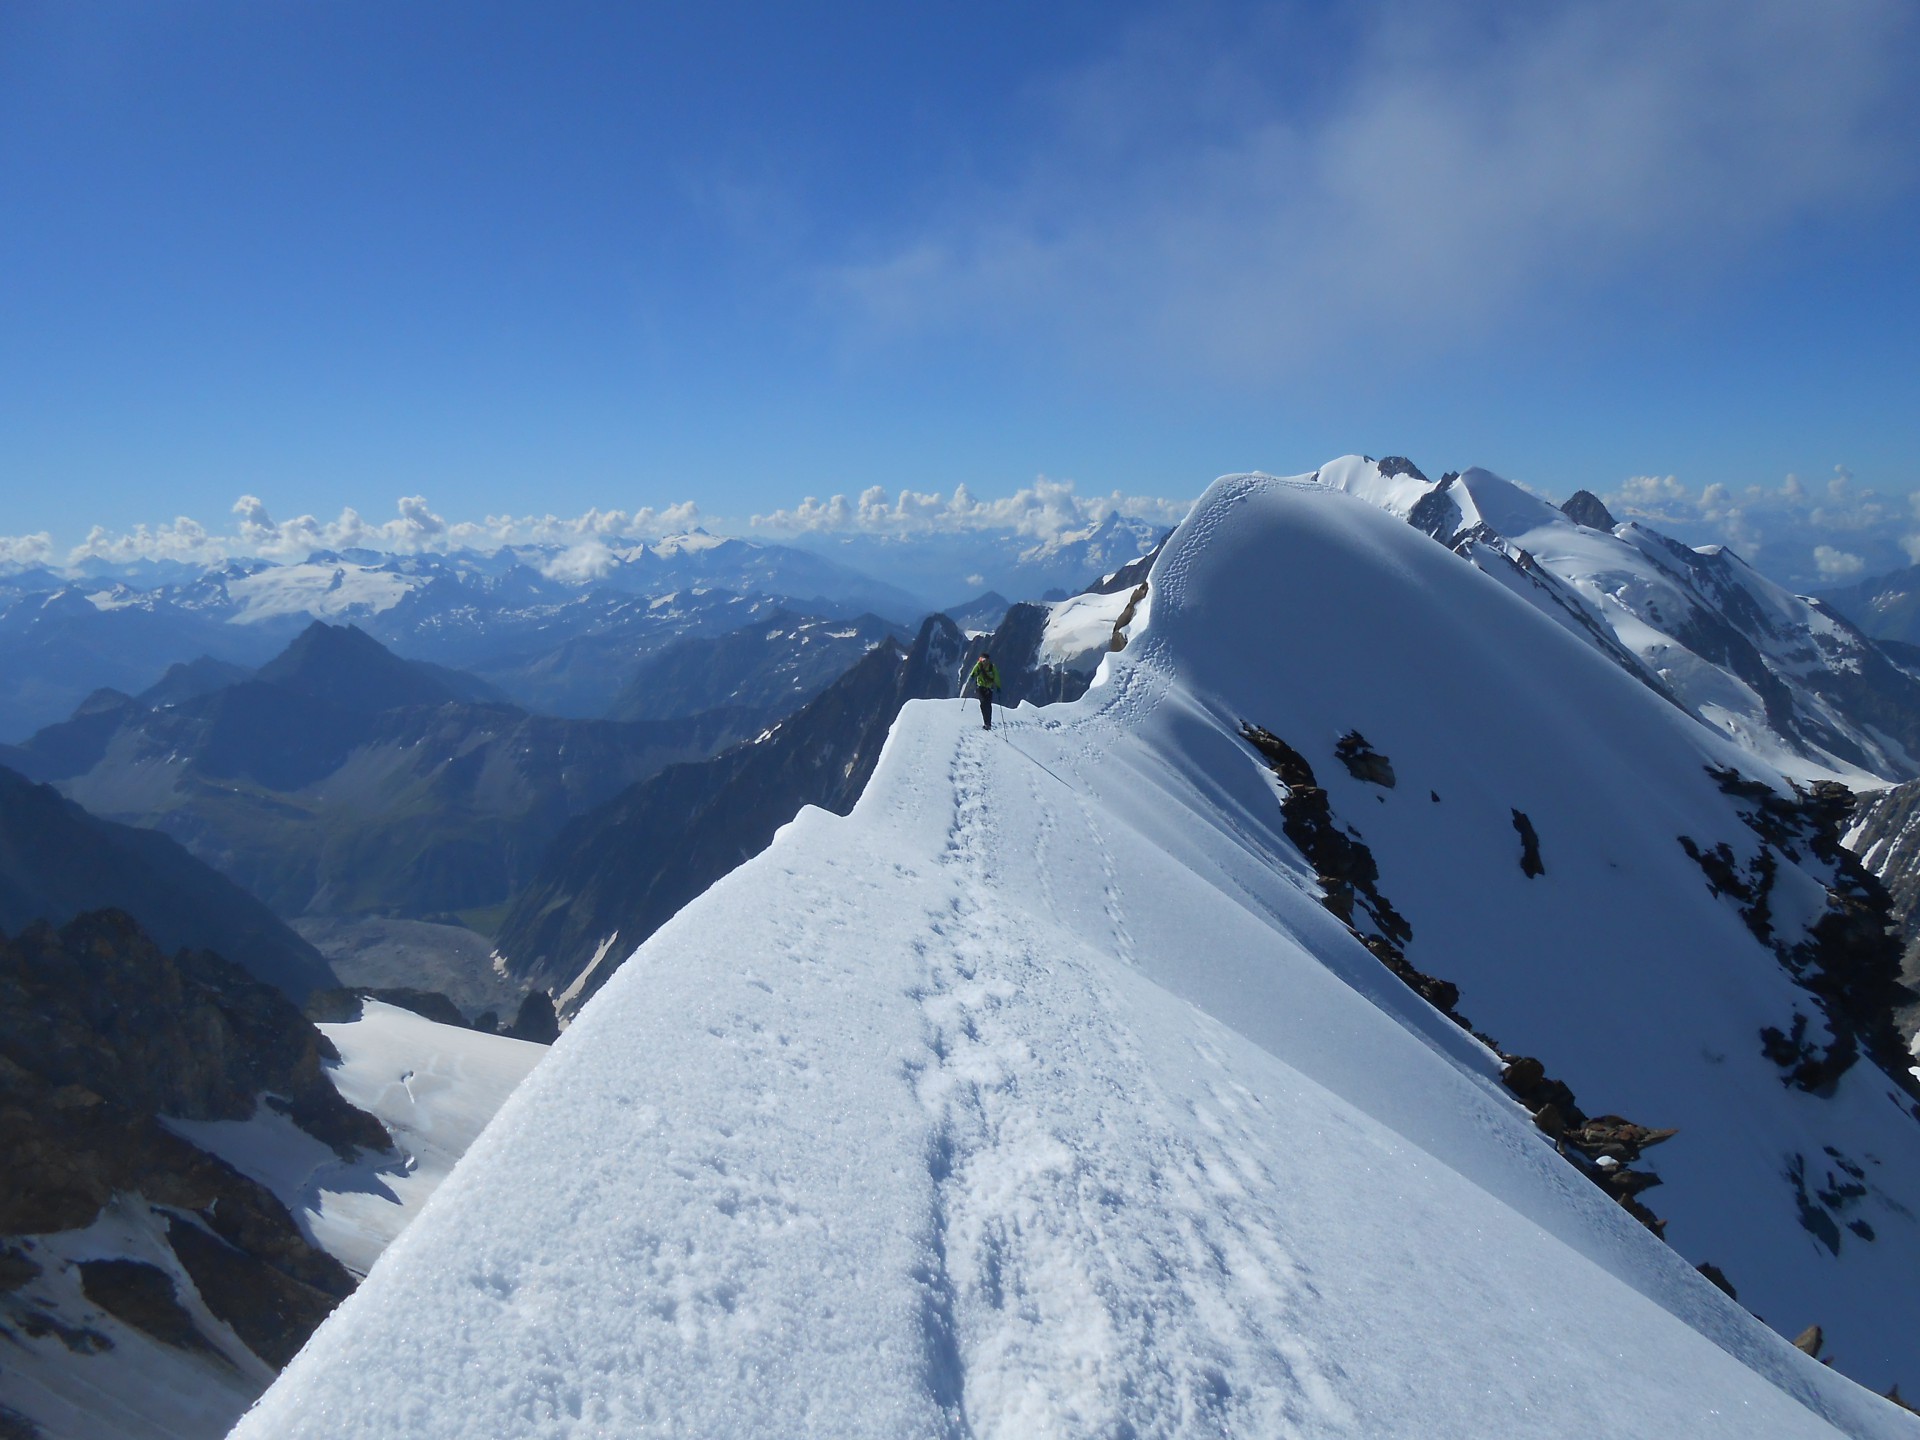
[232,477,1920,1438]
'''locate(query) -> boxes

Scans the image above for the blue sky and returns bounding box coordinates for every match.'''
[3,0,1917,576]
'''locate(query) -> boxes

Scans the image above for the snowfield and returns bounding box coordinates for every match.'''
[231,475,1920,1438]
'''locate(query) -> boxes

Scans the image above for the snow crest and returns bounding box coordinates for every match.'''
[231,477,1918,1438]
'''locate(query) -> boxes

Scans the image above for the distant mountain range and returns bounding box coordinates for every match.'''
[1820,563,1920,653]
[496,614,971,1013]
[0,533,929,739]
[4,622,764,920]
[606,609,905,723]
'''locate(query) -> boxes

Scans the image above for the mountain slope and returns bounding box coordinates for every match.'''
[1823,565,1920,651]
[252,621,507,711]
[0,910,383,1438]
[0,765,336,1000]
[605,609,905,722]
[8,626,758,919]
[235,475,1920,1437]
[495,614,967,1009]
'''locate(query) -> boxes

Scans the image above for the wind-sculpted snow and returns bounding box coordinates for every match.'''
[232,477,1920,1438]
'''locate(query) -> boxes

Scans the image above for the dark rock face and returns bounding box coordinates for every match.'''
[1681,766,1918,1099]
[1511,810,1545,877]
[77,1258,223,1360]
[1240,723,1677,1239]
[1844,778,1920,1040]
[1559,491,1617,531]
[164,1214,338,1368]
[496,615,969,1007]
[0,910,371,1370]
[1376,456,1430,484]
[1334,731,1396,788]
[0,910,387,1157]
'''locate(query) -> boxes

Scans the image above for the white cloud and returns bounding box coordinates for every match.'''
[57,495,704,569]
[831,0,1917,376]
[1813,545,1866,579]
[0,532,55,569]
[750,475,1189,544]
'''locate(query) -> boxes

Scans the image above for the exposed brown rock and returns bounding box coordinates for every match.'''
[77,1258,223,1360]
[1334,731,1397,788]
[1695,1262,1737,1300]
[1511,810,1545,878]
[0,910,370,1372]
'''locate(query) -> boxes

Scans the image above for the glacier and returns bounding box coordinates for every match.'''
[231,473,1920,1437]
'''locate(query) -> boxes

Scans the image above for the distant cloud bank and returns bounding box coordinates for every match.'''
[749,476,1190,540]
[1600,466,1920,589]
[15,495,704,572]
[8,467,1914,594]
[0,479,1191,576]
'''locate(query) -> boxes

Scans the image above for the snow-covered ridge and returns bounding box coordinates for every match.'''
[234,474,1920,1436]
[1317,455,1920,784]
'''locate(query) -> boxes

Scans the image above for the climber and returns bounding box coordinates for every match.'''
[965,650,1001,731]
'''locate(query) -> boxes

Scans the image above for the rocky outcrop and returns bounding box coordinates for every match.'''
[1334,731,1396,788]
[0,910,377,1370]
[1511,810,1545,877]
[1680,766,1918,1098]
[506,991,560,1044]
[1843,778,1920,1041]
[1559,491,1617,530]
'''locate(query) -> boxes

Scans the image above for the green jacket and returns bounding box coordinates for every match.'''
[968,658,1000,693]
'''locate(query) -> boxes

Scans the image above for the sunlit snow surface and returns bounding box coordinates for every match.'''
[172,1003,549,1274]
[232,476,1920,1438]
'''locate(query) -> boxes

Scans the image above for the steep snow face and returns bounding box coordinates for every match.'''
[1321,457,1918,783]
[233,477,1920,1438]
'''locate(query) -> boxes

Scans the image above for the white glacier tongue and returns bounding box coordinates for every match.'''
[232,475,1920,1438]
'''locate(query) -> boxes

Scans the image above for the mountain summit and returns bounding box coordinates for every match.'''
[234,472,1920,1437]
[252,621,503,713]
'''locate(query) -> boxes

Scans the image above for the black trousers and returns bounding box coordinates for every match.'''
[978,690,993,728]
